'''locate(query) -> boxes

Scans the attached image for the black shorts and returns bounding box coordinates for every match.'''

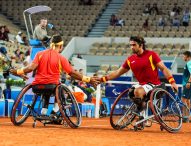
[182,86,191,99]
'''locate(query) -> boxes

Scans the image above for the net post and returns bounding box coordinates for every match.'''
[95,84,101,118]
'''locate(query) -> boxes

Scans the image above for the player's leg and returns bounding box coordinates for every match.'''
[41,94,50,115]
[181,87,190,122]
[132,84,154,111]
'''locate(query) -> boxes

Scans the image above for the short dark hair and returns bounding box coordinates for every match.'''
[40,17,47,21]
[183,51,191,57]
[129,36,146,50]
[51,35,62,44]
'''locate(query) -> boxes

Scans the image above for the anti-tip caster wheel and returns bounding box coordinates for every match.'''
[32,122,36,128]
[62,121,68,127]
[134,126,138,131]
[160,126,164,131]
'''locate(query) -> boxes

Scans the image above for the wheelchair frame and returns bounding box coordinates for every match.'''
[110,87,183,133]
[11,83,81,128]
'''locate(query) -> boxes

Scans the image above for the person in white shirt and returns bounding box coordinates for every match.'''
[16,31,24,45]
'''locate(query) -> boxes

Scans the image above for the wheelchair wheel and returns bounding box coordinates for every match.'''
[172,98,190,120]
[11,84,38,126]
[150,88,182,133]
[110,88,136,130]
[56,84,81,128]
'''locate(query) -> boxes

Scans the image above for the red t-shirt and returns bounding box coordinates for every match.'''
[122,50,161,85]
[32,49,72,85]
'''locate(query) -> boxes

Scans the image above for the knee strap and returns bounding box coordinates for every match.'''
[129,87,135,99]
[133,97,142,105]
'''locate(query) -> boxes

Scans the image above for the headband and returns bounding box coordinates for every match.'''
[50,41,64,50]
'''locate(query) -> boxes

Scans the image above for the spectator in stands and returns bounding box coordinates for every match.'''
[158,15,166,26]
[23,35,29,46]
[142,18,150,31]
[181,51,191,123]
[14,49,21,58]
[16,31,25,45]
[17,51,25,63]
[0,26,9,41]
[33,18,50,42]
[117,18,125,27]
[71,69,80,86]
[65,74,72,86]
[23,50,30,66]
[151,3,159,15]
[171,3,181,16]
[60,72,66,84]
[182,8,190,27]
[79,0,93,5]
[78,69,87,88]
[143,3,151,16]
[76,68,97,103]
[172,16,180,27]
[15,51,24,64]
[86,0,94,5]
[22,36,29,46]
[110,14,118,26]
[4,25,10,34]
[77,54,83,59]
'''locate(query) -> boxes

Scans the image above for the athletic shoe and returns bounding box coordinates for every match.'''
[136,116,144,130]
[50,111,62,124]
[183,117,189,123]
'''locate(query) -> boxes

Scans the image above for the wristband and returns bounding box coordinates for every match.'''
[101,76,108,83]
[168,76,175,84]
[82,75,91,83]
[17,68,24,75]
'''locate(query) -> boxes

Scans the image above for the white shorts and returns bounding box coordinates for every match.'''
[133,83,158,94]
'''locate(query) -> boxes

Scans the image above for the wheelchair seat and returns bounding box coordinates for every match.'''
[144,82,166,102]
[32,84,57,95]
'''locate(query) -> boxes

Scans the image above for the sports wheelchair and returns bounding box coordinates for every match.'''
[110,83,183,133]
[11,83,81,128]
[1,42,81,128]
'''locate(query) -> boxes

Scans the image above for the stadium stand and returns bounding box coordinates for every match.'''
[0,14,21,35]
[0,0,109,45]
[104,0,191,38]
[88,42,189,57]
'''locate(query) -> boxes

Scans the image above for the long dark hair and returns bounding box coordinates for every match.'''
[130,36,146,50]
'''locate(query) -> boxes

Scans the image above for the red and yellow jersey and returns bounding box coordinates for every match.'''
[32,49,72,85]
[122,50,161,85]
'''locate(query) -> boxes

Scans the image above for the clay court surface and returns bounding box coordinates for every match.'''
[0,117,191,146]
